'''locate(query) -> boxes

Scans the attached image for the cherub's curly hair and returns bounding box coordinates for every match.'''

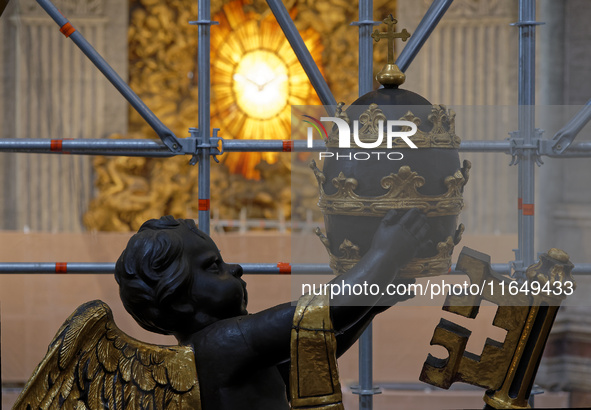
[115,216,206,335]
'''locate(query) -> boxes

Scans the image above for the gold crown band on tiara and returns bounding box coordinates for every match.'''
[325,104,461,150]
[310,160,471,218]
[316,225,464,278]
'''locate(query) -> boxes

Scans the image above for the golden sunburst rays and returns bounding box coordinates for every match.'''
[211,0,323,179]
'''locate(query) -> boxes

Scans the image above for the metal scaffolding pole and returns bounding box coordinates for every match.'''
[35,0,182,153]
[550,98,591,154]
[5,262,587,275]
[515,0,539,278]
[356,1,376,408]
[395,0,454,73]
[195,0,214,235]
[4,138,591,157]
[265,0,336,109]
[5,138,591,157]
[0,138,326,154]
[355,0,376,96]
[0,263,325,275]
[3,261,591,276]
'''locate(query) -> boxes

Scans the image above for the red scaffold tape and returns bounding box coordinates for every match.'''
[282,140,294,152]
[55,262,68,273]
[59,22,76,38]
[50,139,72,154]
[277,262,291,274]
[523,204,534,216]
[50,140,62,152]
[518,198,523,210]
[198,199,210,211]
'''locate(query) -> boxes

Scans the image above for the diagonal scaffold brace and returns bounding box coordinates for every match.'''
[34,0,221,163]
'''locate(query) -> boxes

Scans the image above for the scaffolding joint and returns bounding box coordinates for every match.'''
[510,259,527,283]
[185,128,223,166]
[350,20,382,26]
[189,20,219,26]
[209,128,223,163]
[350,386,382,396]
[510,20,545,27]
[539,139,565,158]
[508,129,545,166]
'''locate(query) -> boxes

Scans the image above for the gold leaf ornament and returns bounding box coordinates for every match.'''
[14,300,201,409]
[313,163,469,218]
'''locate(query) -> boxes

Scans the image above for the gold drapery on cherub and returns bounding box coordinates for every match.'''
[290,294,344,410]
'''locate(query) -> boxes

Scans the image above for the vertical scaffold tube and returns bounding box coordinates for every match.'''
[358,0,374,97]
[197,0,212,235]
[517,0,537,276]
[358,1,374,409]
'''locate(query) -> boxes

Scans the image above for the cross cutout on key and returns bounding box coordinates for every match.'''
[442,301,508,359]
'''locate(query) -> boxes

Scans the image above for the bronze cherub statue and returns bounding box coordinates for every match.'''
[14,210,429,410]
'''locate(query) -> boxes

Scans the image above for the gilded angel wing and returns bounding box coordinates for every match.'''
[13,300,200,410]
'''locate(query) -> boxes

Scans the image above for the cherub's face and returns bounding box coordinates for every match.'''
[179,223,248,322]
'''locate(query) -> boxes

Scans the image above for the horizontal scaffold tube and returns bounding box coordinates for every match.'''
[3,139,591,157]
[0,262,326,274]
[4,262,591,275]
[0,139,326,154]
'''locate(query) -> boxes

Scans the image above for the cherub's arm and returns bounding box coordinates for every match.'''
[328,209,428,332]
[236,209,428,366]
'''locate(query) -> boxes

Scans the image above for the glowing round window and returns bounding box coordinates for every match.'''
[210,0,323,179]
[232,50,289,120]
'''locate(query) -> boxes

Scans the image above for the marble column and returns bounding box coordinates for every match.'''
[0,0,128,231]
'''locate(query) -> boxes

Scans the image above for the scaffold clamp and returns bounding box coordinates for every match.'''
[510,246,527,282]
[508,128,545,166]
[188,128,223,165]
[210,128,223,163]
[188,20,220,26]
[350,386,382,396]
[548,100,591,155]
[510,259,526,282]
[350,20,382,26]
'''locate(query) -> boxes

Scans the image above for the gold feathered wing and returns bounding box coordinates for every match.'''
[13,300,201,410]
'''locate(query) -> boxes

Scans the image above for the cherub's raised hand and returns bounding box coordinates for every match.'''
[370,208,430,268]
[328,209,430,333]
